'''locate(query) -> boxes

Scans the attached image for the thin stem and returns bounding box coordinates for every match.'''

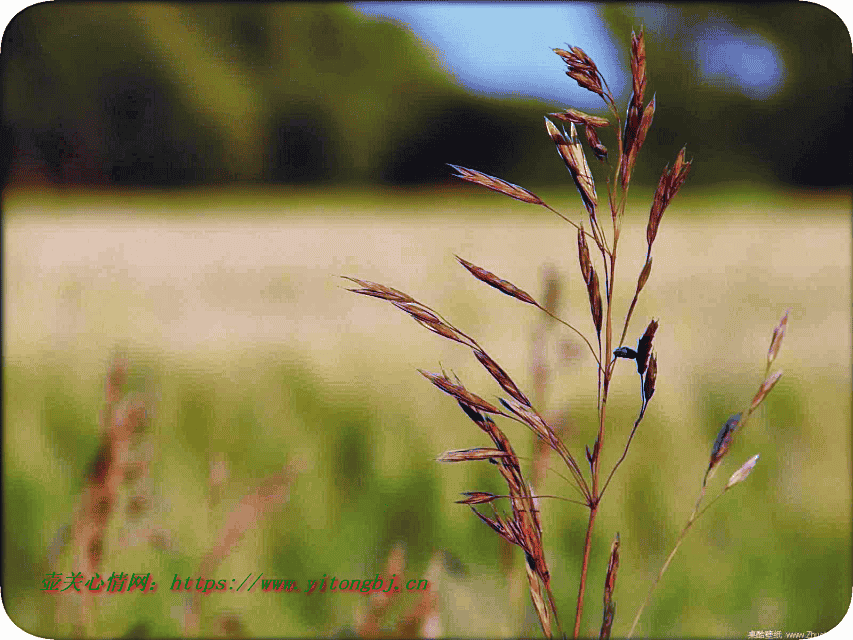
[627,486,730,638]
[573,504,598,638]
[599,394,648,500]
[543,203,602,251]
[539,306,603,371]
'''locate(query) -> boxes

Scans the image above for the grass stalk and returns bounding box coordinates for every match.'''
[348,28,787,639]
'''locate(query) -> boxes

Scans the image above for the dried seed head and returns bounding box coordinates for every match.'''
[418,369,501,415]
[601,603,616,640]
[588,268,603,337]
[474,349,531,406]
[524,561,552,638]
[643,352,657,403]
[554,45,606,98]
[456,256,537,306]
[342,277,415,304]
[636,319,658,375]
[636,256,653,294]
[448,164,545,205]
[647,146,693,251]
[391,301,469,345]
[585,124,609,162]
[613,346,638,360]
[578,225,593,285]
[455,491,500,505]
[710,412,742,469]
[437,448,513,463]
[750,370,783,413]
[622,95,655,188]
[545,118,598,218]
[631,28,647,107]
[600,532,620,640]
[550,108,610,129]
[768,309,790,366]
[726,454,760,490]
[500,396,551,442]
[470,506,515,544]
[456,400,497,436]
[603,531,620,604]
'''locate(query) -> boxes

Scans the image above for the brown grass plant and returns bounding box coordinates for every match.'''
[186,459,305,636]
[347,28,789,638]
[354,542,442,639]
[59,356,148,636]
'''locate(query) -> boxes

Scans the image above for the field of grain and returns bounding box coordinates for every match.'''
[3,186,850,637]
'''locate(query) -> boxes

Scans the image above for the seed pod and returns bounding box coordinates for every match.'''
[474,348,531,407]
[456,256,537,306]
[587,268,603,337]
[709,412,742,469]
[419,370,500,415]
[647,146,692,251]
[636,319,658,375]
[643,352,657,403]
[456,491,500,505]
[545,119,597,219]
[726,454,760,490]
[636,257,652,293]
[750,370,783,413]
[599,532,620,639]
[768,309,790,366]
[630,29,647,107]
[550,108,610,129]
[613,347,638,360]
[437,448,513,463]
[448,164,545,205]
[578,225,593,284]
[585,124,608,162]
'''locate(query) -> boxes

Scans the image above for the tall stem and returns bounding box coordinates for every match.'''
[574,504,598,638]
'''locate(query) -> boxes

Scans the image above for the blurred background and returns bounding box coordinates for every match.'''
[2,2,851,638]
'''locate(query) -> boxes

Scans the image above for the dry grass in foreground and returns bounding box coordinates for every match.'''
[348,29,789,639]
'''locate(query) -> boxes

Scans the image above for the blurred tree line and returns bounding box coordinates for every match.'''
[2,3,850,190]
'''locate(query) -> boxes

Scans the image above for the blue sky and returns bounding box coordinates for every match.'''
[352,2,622,109]
[352,2,794,105]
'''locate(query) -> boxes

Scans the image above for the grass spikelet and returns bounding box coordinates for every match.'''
[726,454,760,490]
[750,370,783,412]
[768,309,790,366]
[600,532,620,640]
[436,448,513,463]
[647,146,693,254]
[418,369,501,414]
[635,319,658,375]
[545,119,597,219]
[473,348,531,406]
[448,164,546,205]
[456,255,538,306]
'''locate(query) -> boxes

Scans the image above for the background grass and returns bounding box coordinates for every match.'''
[3,186,850,638]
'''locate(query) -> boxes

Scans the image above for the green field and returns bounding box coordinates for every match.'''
[3,186,850,638]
